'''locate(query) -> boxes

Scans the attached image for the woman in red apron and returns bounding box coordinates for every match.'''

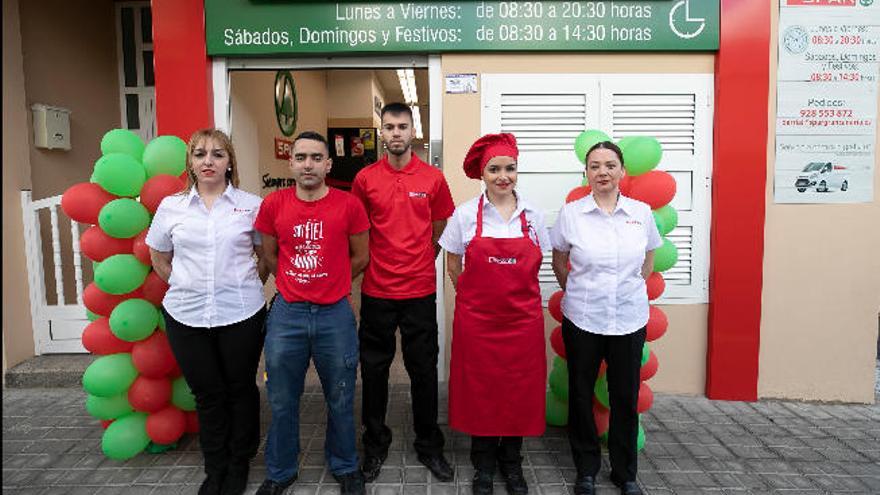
[438,133,550,495]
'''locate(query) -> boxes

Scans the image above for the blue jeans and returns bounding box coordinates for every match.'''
[264,296,360,482]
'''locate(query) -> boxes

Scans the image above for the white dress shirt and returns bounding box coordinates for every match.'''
[550,194,662,336]
[439,193,552,264]
[145,185,264,328]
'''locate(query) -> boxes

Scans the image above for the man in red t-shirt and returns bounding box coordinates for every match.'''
[351,103,455,483]
[255,132,369,495]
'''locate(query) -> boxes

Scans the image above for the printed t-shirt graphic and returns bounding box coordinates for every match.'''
[255,187,369,304]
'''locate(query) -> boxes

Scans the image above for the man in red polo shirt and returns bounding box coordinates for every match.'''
[351,103,455,483]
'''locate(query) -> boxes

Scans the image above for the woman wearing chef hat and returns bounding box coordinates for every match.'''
[439,133,551,495]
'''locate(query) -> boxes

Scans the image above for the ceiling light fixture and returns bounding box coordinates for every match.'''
[396,69,418,104]
[411,105,423,140]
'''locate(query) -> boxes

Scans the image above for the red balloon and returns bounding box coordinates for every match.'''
[140,174,185,214]
[140,272,169,307]
[627,171,676,209]
[646,272,665,301]
[146,406,187,444]
[128,375,172,413]
[593,401,610,436]
[81,317,134,355]
[637,381,654,413]
[619,175,633,196]
[184,410,200,433]
[179,171,190,184]
[598,360,607,377]
[80,226,133,262]
[132,331,177,378]
[646,306,668,342]
[83,283,140,317]
[565,186,591,203]
[640,351,659,381]
[548,290,564,323]
[167,359,182,379]
[550,325,566,359]
[132,231,152,266]
[100,419,113,429]
[60,182,118,224]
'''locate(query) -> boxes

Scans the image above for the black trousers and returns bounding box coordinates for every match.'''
[164,307,266,475]
[359,293,445,458]
[562,318,645,483]
[471,436,523,472]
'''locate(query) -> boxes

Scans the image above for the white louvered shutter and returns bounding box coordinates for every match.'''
[482,73,712,305]
[483,74,600,303]
[600,75,713,302]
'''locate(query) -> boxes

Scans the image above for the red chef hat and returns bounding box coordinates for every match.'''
[462,133,518,179]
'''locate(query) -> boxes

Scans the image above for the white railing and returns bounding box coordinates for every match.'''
[21,190,88,354]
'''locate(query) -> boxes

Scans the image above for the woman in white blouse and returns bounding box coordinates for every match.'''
[146,129,268,495]
[439,133,551,495]
[550,141,661,495]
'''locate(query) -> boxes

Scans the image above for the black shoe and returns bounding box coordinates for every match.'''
[612,480,643,495]
[361,453,387,483]
[499,463,528,495]
[255,475,297,495]
[472,469,494,495]
[417,453,454,482]
[334,470,366,495]
[199,472,225,495]
[572,475,595,495]
[221,463,249,495]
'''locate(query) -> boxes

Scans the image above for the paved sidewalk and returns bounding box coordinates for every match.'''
[3,384,879,495]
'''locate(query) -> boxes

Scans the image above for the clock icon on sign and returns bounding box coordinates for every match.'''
[669,0,706,39]
[783,25,809,55]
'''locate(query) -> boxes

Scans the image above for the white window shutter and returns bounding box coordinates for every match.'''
[600,74,713,303]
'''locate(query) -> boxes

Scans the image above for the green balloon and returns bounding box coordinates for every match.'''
[548,357,570,402]
[636,419,646,451]
[110,299,159,342]
[618,136,662,176]
[94,254,150,295]
[86,393,133,420]
[653,238,679,273]
[143,135,187,179]
[545,390,568,427]
[100,129,145,162]
[82,353,138,398]
[146,441,178,454]
[594,373,609,409]
[171,376,197,411]
[102,412,150,460]
[652,206,678,236]
[93,153,146,197]
[87,309,101,322]
[641,343,650,366]
[574,130,611,164]
[157,312,166,331]
[98,198,150,239]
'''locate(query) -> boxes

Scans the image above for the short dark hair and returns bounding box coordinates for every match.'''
[293,131,329,154]
[585,141,625,168]
[380,102,413,122]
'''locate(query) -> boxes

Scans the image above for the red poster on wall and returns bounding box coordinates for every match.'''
[275,137,293,160]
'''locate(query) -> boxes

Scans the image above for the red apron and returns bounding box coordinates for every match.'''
[449,196,546,437]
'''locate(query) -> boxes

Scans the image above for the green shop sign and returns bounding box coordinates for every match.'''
[205,1,719,55]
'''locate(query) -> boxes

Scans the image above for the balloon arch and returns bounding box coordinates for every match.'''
[545,130,677,452]
[62,129,198,459]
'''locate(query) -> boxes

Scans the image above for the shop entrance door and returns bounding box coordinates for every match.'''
[215,55,449,379]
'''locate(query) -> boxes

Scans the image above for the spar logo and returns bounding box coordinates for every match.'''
[488,256,517,265]
[274,71,298,137]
